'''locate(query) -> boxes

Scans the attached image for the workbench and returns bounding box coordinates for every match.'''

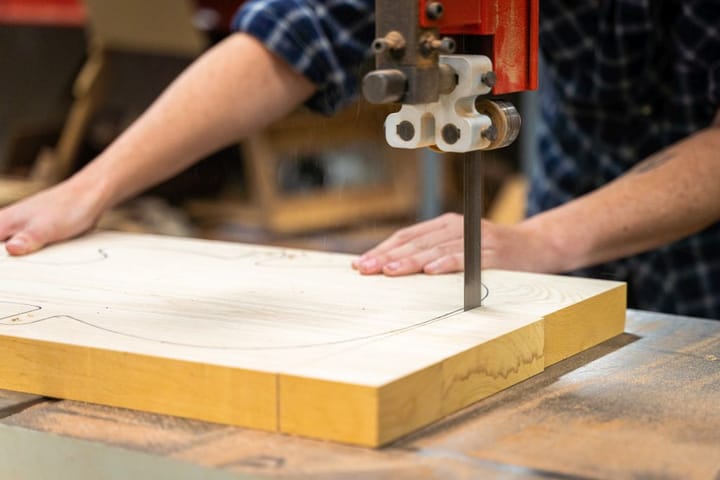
[0,309,717,479]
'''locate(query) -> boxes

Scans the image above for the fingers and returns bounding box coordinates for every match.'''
[379,216,450,251]
[0,204,44,255]
[424,251,464,274]
[355,227,462,275]
[383,239,464,276]
[350,214,515,277]
[5,216,49,255]
[353,213,463,274]
[5,227,46,256]
[0,210,20,254]
[352,219,441,271]
[0,179,101,256]
[355,239,424,274]
[0,224,14,243]
[0,206,17,242]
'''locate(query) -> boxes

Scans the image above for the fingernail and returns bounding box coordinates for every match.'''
[6,237,27,254]
[352,254,369,268]
[359,258,377,270]
[385,261,400,272]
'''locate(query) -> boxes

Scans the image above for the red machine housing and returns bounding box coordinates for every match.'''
[420,0,538,95]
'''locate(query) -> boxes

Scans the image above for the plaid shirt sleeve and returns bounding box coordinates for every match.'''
[232,0,374,114]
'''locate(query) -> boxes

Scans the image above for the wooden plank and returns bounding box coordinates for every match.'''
[0,231,625,446]
[1,312,714,479]
[84,0,206,56]
[279,313,546,446]
[0,337,277,432]
[190,101,420,235]
[187,183,417,234]
[543,282,627,366]
[487,175,527,225]
[0,178,46,207]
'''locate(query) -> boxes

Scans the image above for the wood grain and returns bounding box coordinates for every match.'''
[0,336,277,431]
[1,312,713,479]
[0,231,626,446]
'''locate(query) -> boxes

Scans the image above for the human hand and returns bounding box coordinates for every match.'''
[353,213,464,275]
[352,213,562,276]
[0,176,107,255]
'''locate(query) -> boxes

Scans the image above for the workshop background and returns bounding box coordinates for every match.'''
[0,0,537,252]
[4,4,720,480]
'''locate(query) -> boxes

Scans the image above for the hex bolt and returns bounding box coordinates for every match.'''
[442,124,461,145]
[372,31,406,56]
[482,125,498,142]
[396,121,416,141]
[372,38,389,54]
[426,36,456,55]
[439,37,456,54]
[426,2,444,20]
[481,71,497,88]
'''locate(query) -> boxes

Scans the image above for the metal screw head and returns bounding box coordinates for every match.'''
[439,37,456,54]
[396,121,415,141]
[372,38,388,54]
[426,2,444,20]
[481,71,497,88]
[482,125,498,142]
[441,124,461,144]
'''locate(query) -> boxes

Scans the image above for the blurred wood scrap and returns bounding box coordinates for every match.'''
[187,103,420,235]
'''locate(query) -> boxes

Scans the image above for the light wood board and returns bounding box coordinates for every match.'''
[0,231,626,446]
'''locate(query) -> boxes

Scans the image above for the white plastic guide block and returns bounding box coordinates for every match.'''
[385,55,494,152]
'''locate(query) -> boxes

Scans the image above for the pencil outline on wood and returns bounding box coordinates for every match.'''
[1,244,487,350]
[2,245,346,269]
[0,249,110,266]
[0,282,486,350]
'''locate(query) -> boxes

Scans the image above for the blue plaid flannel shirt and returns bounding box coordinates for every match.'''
[533,2,720,319]
[233,1,720,319]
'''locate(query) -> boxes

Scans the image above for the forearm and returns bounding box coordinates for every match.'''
[523,124,720,272]
[73,33,315,210]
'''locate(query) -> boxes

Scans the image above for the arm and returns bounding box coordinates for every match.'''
[354,119,720,275]
[0,34,315,254]
[523,123,720,272]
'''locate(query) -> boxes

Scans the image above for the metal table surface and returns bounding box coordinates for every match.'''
[0,309,718,479]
